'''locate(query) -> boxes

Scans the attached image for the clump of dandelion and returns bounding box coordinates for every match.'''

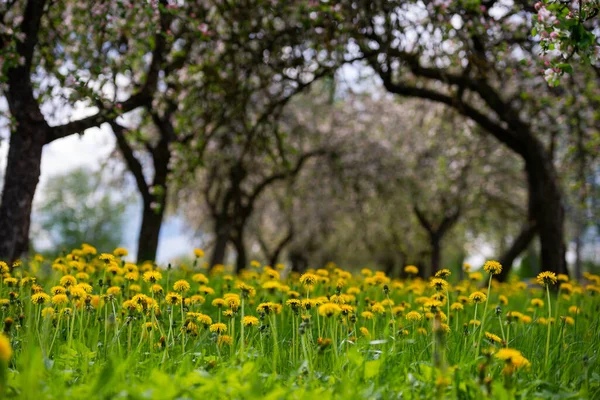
[538,271,557,369]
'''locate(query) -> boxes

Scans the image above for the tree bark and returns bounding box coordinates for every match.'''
[0,126,45,261]
[289,250,309,273]
[0,0,48,261]
[523,144,568,276]
[430,235,441,277]
[210,216,231,267]
[232,230,247,273]
[269,228,294,267]
[136,201,165,263]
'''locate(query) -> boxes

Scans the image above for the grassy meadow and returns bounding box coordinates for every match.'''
[0,246,598,399]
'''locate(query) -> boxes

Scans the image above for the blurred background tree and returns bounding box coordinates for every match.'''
[33,167,132,255]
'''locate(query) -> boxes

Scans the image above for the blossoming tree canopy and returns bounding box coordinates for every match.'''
[533,0,600,85]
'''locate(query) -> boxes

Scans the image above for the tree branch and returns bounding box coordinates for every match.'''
[47,0,172,143]
[110,122,151,204]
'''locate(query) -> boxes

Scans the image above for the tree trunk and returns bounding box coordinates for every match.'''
[210,216,231,267]
[232,229,247,273]
[289,250,309,273]
[136,201,165,263]
[430,235,441,276]
[497,222,537,282]
[524,144,568,276]
[268,229,294,267]
[0,125,46,261]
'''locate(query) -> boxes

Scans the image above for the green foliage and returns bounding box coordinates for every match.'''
[35,168,131,254]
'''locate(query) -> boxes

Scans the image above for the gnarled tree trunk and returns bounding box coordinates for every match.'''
[0,124,46,261]
[523,141,568,276]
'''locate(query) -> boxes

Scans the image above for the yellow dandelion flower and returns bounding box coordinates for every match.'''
[217,335,233,346]
[98,253,115,263]
[193,248,205,258]
[106,286,121,296]
[435,269,451,279]
[370,303,385,314]
[165,292,182,305]
[59,275,77,287]
[143,270,163,283]
[242,316,259,327]
[199,286,215,296]
[192,273,208,284]
[209,323,227,334]
[469,291,487,304]
[31,292,50,305]
[485,332,503,344]
[404,265,419,275]
[406,311,423,322]
[568,306,580,315]
[197,313,212,327]
[41,307,55,319]
[469,272,483,281]
[0,333,12,362]
[430,278,448,292]
[537,271,557,286]
[483,260,502,275]
[51,286,66,295]
[52,294,69,306]
[494,348,530,374]
[531,298,544,308]
[560,316,575,326]
[0,262,9,274]
[299,273,318,287]
[361,311,374,320]
[113,248,128,257]
[173,280,190,293]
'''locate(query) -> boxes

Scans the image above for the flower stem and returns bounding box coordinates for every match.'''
[544,285,552,369]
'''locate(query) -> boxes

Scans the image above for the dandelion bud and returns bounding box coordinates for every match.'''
[495,306,502,315]
[3,317,13,333]
[383,284,389,295]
